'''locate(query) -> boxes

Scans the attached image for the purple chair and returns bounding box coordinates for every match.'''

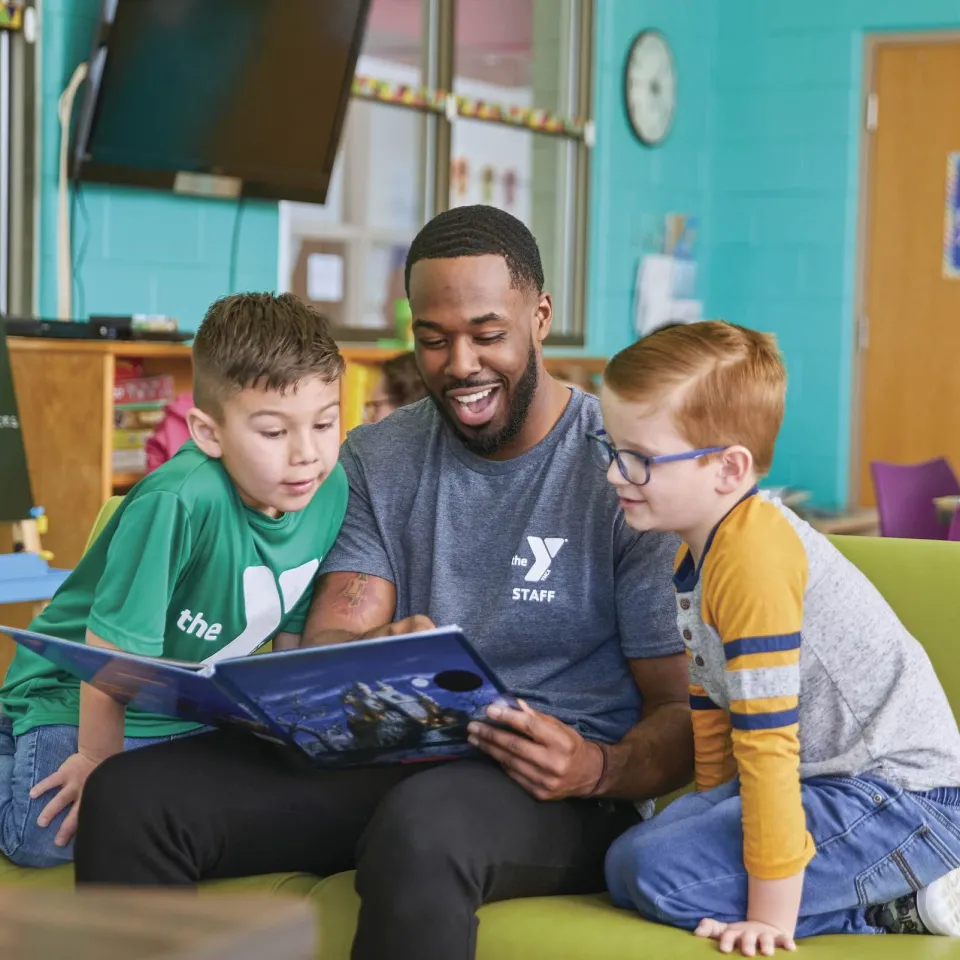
[871,458,960,539]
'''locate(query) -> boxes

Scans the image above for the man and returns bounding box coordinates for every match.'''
[75,206,693,960]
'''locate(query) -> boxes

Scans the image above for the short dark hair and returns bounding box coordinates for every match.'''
[404,205,544,297]
[193,292,344,419]
[381,352,427,409]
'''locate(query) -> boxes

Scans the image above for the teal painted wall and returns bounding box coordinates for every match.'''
[37,0,278,332]
[589,0,960,507]
[710,0,960,507]
[587,0,717,359]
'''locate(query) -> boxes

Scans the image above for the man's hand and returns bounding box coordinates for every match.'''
[467,699,604,801]
[695,919,796,957]
[357,615,436,641]
[30,752,100,847]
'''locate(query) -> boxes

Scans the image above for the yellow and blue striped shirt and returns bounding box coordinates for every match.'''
[674,491,960,880]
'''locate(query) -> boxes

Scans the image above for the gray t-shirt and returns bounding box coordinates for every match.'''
[320,389,682,743]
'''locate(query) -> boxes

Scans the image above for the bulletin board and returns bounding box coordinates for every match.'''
[0,321,34,522]
[944,152,960,279]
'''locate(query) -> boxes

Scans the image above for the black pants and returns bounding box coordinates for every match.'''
[74,730,640,960]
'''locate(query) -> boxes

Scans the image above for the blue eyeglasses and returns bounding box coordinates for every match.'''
[586,430,726,487]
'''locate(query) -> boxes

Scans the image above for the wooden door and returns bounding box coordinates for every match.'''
[858,40,960,505]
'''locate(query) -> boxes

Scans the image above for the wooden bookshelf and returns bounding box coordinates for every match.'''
[8,339,192,570]
[8,338,607,571]
[111,472,145,489]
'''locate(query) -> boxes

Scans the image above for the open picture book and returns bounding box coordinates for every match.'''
[0,624,513,767]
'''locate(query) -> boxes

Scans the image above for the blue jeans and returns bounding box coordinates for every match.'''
[605,775,960,938]
[0,716,181,868]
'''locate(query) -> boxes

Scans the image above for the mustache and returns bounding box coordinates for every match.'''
[442,378,502,395]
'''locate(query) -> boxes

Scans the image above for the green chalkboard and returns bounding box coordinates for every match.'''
[0,320,34,522]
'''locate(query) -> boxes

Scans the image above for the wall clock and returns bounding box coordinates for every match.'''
[624,30,676,146]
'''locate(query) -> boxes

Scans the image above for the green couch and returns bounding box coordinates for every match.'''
[5,534,960,958]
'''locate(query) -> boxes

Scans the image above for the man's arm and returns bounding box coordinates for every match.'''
[594,653,693,799]
[300,571,436,646]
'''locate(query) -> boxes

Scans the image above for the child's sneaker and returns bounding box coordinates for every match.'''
[918,867,960,935]
[867,867,960,935]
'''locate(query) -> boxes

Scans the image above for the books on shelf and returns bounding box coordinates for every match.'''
[111,377,177,474]
[113,375,175,406]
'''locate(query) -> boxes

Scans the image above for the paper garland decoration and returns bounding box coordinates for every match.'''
[0,2,23,30]
[351,74,588,140]
[352,75,447,113]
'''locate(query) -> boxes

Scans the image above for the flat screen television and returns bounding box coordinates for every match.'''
[72,0,371,204]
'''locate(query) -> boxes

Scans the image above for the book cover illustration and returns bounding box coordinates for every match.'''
[215,629,509,766]
[1,625,512,767]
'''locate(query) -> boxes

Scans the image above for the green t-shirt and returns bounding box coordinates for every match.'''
[0,441,348,737]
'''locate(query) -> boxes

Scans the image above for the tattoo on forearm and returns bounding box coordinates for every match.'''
[340,573,369,608]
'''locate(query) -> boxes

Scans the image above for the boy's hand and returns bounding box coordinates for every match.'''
[30,752,100,847]
[695,918,796,957]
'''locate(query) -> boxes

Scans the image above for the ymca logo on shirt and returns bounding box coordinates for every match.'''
[511,536,566,602]
[175,559,319,662]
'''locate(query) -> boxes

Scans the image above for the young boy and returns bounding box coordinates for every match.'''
[0,292,347,868]
[594,320,960,955]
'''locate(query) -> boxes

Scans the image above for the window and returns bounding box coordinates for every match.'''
[280,0,592,345]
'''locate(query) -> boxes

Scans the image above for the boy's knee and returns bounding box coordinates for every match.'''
[3,833,73,869]
[0,725,77,869]
[604,824,672,918]
[605,826,644,907]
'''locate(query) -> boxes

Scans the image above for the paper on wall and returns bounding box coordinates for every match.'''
[634,254,702,337]
[307,253,345,303]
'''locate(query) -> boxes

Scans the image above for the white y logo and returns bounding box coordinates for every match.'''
[203,559,319,663]
[525,537,565,582]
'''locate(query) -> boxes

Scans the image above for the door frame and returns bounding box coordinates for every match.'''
[850,31,960,506]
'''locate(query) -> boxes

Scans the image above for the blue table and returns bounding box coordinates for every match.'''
[0,552,70,608]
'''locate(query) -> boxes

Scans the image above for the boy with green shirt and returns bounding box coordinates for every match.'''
[0,292,348,867]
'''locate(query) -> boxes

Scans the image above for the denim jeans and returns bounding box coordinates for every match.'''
[605,775,960,938]
[0,716,183,868]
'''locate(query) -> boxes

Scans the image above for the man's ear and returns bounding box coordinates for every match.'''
[187,407,223,459]
[715,445,754,494]
[534,292,553,344]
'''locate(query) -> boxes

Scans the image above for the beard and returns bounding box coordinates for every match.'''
[430,342,539,456]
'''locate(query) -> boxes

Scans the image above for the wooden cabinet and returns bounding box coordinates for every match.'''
[8,339,193,571]
[8,337,607,572]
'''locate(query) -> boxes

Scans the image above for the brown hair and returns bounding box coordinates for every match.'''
[192,292,344,418]
[381,352,427,409]
[604,320,786,476]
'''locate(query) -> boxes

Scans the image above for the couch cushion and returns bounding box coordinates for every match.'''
[307,869,960,959]
[0,852,317,896]
[0,856,72,889]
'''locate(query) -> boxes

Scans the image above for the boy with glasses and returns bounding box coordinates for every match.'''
[593,320,960,955]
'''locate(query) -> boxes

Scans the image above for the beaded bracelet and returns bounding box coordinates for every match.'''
[587,741,608,797]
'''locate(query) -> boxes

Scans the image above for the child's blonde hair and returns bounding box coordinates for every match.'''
[604,321,785,476]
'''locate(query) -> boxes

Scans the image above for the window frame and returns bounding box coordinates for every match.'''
[278,0,594,347]
[1,1,39,317]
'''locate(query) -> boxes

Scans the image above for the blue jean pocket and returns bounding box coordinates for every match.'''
[855,825,960,906]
